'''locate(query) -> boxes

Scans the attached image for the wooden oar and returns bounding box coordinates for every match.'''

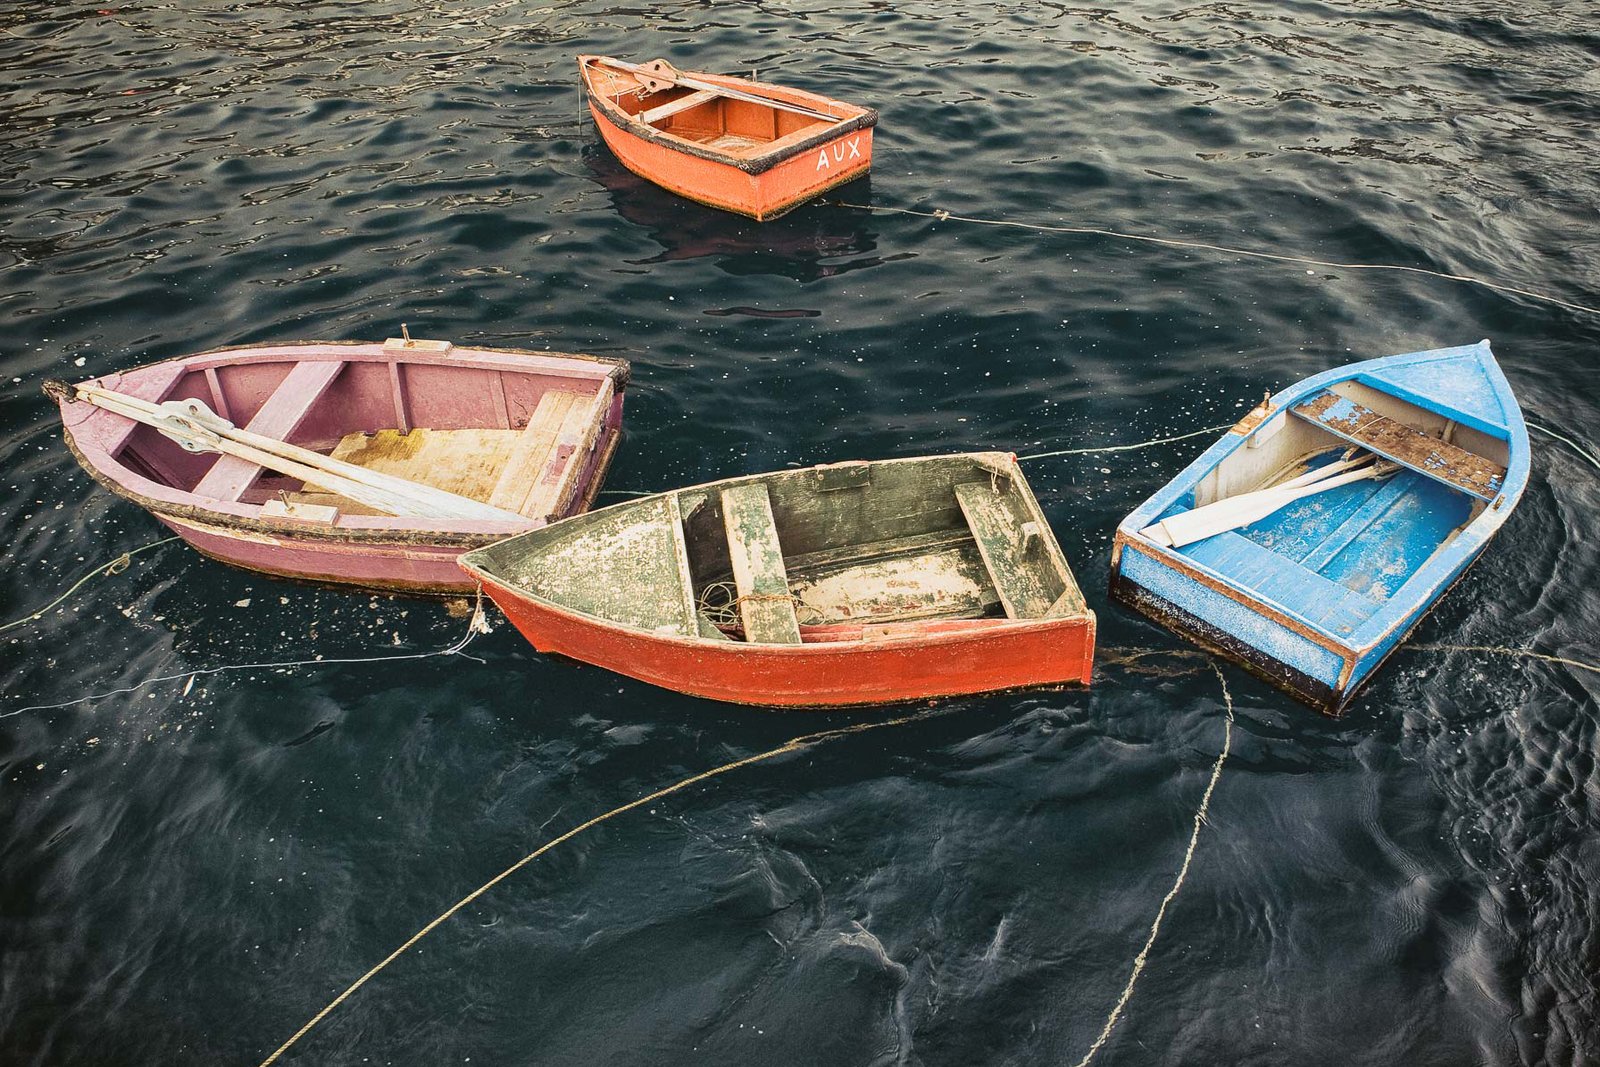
[1142,457,1396,548]
[591,57,842,124]
[73,385,523,522]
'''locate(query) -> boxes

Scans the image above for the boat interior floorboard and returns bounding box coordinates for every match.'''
[1173,455,1474,633]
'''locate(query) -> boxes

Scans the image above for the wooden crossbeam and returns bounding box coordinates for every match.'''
[191,361,344,502]
[1291,389,1506,501]
[953,481,1056,620]
[638,89,720,125]
[720,482,801,645]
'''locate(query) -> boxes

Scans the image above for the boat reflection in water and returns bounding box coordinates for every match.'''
[584,145,904,282]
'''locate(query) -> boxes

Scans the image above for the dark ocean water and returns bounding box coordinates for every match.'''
[2,2,1598,1064]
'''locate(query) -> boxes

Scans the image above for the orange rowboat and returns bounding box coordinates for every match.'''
[578,55,877,221]
[460,454,1096,708]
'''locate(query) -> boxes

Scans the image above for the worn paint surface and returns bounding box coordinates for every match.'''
[461,453,1096,706]
[720,482,802,644]
[52,340,627,592]
[1295,389,1506,499]
[579,56,876,220]
[1110,340,1530,713]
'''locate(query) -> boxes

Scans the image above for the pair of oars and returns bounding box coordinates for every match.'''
[1141,451,1398,548]
[592,56,843,124]
[67,383,523,522]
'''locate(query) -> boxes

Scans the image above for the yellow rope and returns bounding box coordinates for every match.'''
[1015,424,1234,462]
[256,706,946,1067]
[1067,659,1234,1067]
[826,201,1600,319]
[259,654,1239,1066]
[0,535,181,635]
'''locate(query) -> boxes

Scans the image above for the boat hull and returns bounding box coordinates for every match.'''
[478,571,1095,707]
[589,104,873,220]
[54,340,627,596]
[134,423,621,595]
[1109,340,1528,715]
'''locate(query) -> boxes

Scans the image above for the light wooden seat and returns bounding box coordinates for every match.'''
[639,88,721,125]
[194,361,344,502]
[720,482,801,644]
[953,481,1058,620]
[489,382,612,519]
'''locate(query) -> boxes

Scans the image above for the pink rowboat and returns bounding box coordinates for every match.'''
[48,337,628,595]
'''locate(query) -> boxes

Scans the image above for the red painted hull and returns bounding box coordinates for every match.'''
[589,106,874,220]
[580,56,876,221]
[479,572,1095,708]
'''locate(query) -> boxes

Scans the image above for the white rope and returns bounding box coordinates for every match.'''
[1528,421,1600,475]
[828,201,1600,319]
[2,593,489,718]
[0,536,182,635]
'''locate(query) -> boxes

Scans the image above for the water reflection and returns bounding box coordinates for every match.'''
[582,144,907,281]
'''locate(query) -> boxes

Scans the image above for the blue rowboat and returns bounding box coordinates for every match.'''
[1110,340,1529,714]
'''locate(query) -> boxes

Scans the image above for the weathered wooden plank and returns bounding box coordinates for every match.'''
[721,482,801,645]
[1292,389,1505,501]
[192,360,345,503]
[639,88,720,125]
[285,427,524,513]
[509,494,697,637]
[953,481,1057,620]
[521,379,613,520]
[789,544,998,626]
[782,528,973,577]
[487,390,580,514]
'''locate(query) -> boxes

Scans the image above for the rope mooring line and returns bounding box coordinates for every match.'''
[258,653,1234,1066]
[0,535,181,636]
[2,591,490,719]
[255,705,950,1067]
[1408,643,1600,677]
[1016,423,1234,462]
[1067,659,1234,1067]
[1527,421,1600,476]
[827,201,1600,320]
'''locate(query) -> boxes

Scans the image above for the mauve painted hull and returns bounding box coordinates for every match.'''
[478,572,1095,708]
[54,340,628,596]
[155,513,484,594]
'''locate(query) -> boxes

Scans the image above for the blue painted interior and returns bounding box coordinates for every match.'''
[1117,340,1530,697]
[1157,449,1474,637]
[1353,344,1514,439]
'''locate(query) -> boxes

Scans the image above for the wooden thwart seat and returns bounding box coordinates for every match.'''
[1292,389,1506,501]
[639,89,721,125]
[720,482,801,645]
[488,381,612,519]
[953,482,1060,620]
[194,361,344,503]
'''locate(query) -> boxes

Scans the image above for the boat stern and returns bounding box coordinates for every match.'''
[1110,530,1359,713]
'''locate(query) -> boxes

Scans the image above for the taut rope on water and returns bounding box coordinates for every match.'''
[256,706,949,1066]
[0,535,181,635]
[1408,644,1600,678]
[257,653,1237,1066]
[825,201,1600,319]
[1015,423,1234,462]
[2,590,491,718]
